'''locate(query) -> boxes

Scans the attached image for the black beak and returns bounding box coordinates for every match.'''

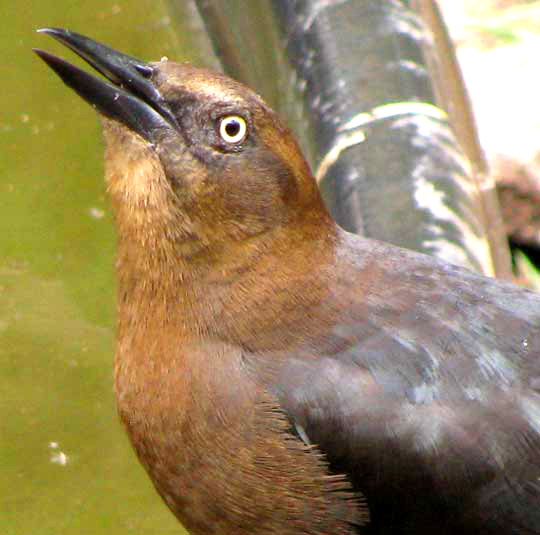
[34,28,177,140]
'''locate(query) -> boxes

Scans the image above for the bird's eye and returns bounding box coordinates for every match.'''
[218,115,248,144]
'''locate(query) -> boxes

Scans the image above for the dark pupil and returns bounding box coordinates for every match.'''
[225,120,240,137]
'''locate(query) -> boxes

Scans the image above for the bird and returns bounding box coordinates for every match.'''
[35,29,540,535]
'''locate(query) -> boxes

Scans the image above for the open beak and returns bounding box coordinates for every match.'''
[34,28,177,140]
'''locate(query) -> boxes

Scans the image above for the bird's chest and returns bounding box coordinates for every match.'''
[114,329,245,456]
[113,331,264,533]
[114,336,200,482]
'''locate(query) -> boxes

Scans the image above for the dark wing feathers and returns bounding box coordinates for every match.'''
[254,239,540,533]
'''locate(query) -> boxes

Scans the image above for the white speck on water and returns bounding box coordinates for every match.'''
[50,451,68,465]
[49,441,69,466]
[89,207,105,219]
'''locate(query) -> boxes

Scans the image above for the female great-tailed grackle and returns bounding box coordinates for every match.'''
[35,30,540,535]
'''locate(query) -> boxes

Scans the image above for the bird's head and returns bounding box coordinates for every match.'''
[35,29,327,262]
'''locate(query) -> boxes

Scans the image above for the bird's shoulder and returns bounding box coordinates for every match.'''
[241,231,540,533]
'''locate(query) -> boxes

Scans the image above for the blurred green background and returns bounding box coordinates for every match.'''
[1,1,212,533]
